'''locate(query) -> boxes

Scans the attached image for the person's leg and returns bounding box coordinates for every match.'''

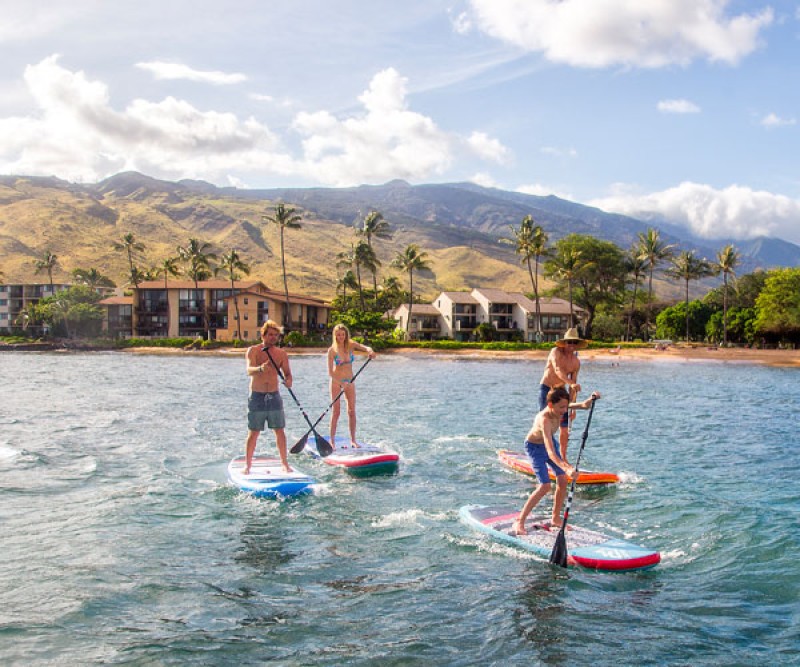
[244,430,259,474]
[551,475,568,527]
[513,483,551,534]
[344,384,358,446]
[274,428,289,472]
[329,381,341,448]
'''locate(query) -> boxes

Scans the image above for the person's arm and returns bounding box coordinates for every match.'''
[352,341,376,358]
[327,347,336,378]
[246,347,265,376]
[568,392,600,410]
[543,419,573,475]
[280,352,293,388]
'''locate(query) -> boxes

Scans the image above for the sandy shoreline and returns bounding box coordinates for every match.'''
[120,344,800,368]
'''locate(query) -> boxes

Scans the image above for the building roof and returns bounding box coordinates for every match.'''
[392,303,441,316]
[136,279,265,290]
[438,291,479,304]
[98,295,133,305]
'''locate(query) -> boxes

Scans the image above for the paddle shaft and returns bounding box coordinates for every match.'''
[549,396,597,567]
[263,346,332,455]
[291,357,372,450]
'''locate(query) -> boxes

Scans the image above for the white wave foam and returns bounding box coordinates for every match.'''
[0,444,21,460]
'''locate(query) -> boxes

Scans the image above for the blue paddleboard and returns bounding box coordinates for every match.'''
[459,504,660,571]
[227,455,316,498]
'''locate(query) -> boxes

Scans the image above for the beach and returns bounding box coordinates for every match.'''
[117,343,800,368]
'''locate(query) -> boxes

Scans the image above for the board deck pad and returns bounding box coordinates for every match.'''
[227,455,316,498]
[308,435,400,474]
[497,449,620,485]
[459,504,660,571]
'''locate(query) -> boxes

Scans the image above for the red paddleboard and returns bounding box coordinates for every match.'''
[310,436,400,476]
[498,449,619,485]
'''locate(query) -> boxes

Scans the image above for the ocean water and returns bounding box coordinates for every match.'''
[0,350,798,666]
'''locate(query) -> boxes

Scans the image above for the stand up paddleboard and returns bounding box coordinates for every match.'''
[227,455,316,498]
[308,435,400,476]
[498,449,620,485]
[459,504,660,571]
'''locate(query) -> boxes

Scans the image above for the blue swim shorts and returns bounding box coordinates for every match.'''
[525,439,565,484]
[248,391,286,431]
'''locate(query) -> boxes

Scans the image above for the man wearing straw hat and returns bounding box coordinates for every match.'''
[537,327,588,456]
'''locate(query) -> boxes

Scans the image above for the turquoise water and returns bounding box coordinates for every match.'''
[1,350,798,666]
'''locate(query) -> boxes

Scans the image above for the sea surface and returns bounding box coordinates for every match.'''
[0,350,798,666]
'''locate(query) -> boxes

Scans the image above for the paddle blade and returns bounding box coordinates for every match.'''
[290,433,309,454]
[314,433,334,457]
[549,527,569,568]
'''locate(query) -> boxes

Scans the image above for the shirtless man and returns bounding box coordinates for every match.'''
[538,327,586,456]
[512,387,600,535]
[243,320,292,474]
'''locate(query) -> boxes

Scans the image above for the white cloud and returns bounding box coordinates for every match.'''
[590,182,800,245]
[517,183,575,200]
[291,68,455,186]
[540,146,577,158]
[761,112,796,128]
[0,57,523,189]
[467,131,511,163]
[136,61,247,85]
[658,99,701,114]
[470,172,500,188]
[467,0,773,68]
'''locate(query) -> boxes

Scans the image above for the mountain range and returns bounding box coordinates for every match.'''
[0,171,797,302]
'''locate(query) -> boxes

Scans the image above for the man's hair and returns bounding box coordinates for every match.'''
[261,319,281,335]
[547,386,570,405]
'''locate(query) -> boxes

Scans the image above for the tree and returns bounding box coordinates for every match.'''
[262,203,302,329]
[713,244,740,346]
[71,268,116,289]
[34,251,59,289]
[218,249,251,340]
[637,228,674,340]
[391,244,431,336]
[753,268,800,343]
[354,239,380,310]
[624,247,648,341]
[544,244,584,326]
[31,285,104,338]
[665,250,714,342]
[177,238,217,338]
[355,210,392,297]
[112,233,145,288]
[503,215,548,338]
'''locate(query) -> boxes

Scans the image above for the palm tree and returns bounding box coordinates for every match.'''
[391,244,431,336]
[624,247,647,342]
[112,233,145,288]
[152,256,181,334]
[34,251,59,290]
[666,250,714,343]
[355,210,392,297]
[503,215,548,339]
[637,228,674,340]
[177,238,217,338]
[354,239,380,310]
[218,249,251,340]
[262,203,302,330]
[336,270,359,304]
[714,243,740,346]
[71,268,116,289]
[544,246,583,326]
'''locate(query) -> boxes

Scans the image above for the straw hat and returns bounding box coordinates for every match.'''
[555,327,587,349]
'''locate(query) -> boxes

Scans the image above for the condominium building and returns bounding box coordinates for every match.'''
[391,288,586,342]
[0,282,72,334]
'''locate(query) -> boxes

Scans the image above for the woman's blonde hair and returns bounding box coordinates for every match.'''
[332,323,350,347]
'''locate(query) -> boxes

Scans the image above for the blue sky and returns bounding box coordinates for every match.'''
[1,1,800,245]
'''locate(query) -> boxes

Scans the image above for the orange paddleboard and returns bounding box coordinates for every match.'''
[497,449,620,485]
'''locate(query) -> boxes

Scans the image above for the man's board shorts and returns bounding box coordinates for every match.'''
[538,383,570,428]
[525,439,565,484]
[248,391,286,431]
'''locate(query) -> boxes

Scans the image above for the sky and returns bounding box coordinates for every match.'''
[1,1,800,245]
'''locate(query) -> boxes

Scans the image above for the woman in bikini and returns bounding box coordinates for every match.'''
[327,323,376,448]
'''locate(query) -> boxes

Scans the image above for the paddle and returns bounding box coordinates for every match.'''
[549,394,598,568]
[290,357,372,454]
[263,346,334,457]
